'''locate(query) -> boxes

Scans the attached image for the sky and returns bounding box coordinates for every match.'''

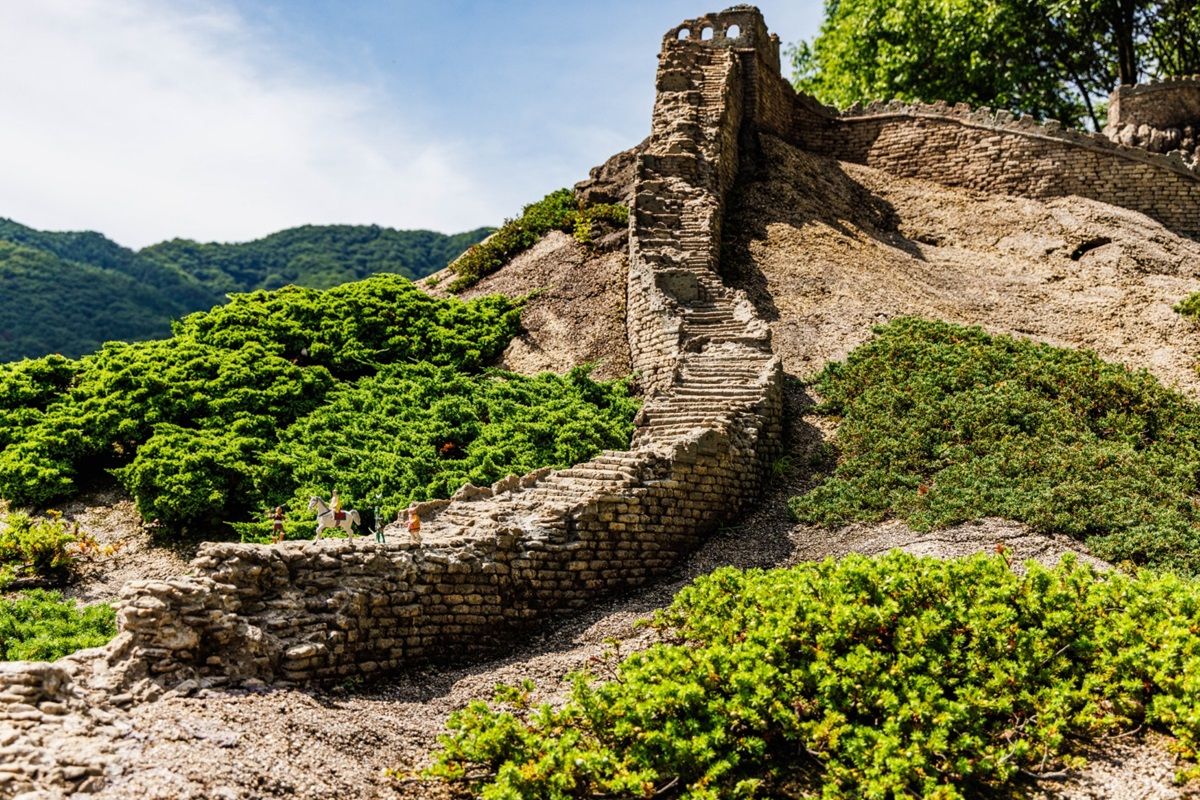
[0,1,823,249]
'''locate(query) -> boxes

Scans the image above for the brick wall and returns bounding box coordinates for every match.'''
[789,96,1200,239]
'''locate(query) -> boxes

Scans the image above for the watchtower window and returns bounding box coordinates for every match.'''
[700,26,713,40]
[726,24,741,39]
[677,28,690,40]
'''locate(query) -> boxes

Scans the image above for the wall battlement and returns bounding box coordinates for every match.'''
[1106,76,1200,162]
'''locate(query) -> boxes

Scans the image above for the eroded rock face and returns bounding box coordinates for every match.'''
[574,139,647,208]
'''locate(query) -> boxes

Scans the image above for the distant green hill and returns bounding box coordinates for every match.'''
[0,219,492,362]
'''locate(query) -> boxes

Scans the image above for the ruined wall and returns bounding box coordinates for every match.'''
[1105,77,1200,162]
[0,7,784,697]
[790,94,1200,239]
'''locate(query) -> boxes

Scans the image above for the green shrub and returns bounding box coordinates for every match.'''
[0,589,116,661]
[0,511,79,588]
[1175,292,1200,321]
[235,365,639,540]
[447,190,628,292]
[790,318,1200,573]
[0,274,640,538]
[428,553,1200,799]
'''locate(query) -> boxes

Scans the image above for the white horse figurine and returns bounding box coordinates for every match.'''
[307,496,360,539]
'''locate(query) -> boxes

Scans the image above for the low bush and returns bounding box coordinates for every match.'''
[790,318,1200,573]
[447,189,628,292]
[0,589,116,661]
[428,553,1200,799]
[0,511,80,588]
[1175,292,1200,320]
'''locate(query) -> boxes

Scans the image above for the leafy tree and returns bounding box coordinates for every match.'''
[792,0,1200,129]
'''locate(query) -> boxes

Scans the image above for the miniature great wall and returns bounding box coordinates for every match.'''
[4,5,1200,796]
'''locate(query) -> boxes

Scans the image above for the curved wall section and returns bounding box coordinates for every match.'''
[790,94,1200,239]
[0,6,786,700]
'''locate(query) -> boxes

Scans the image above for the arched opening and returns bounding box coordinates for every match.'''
[700,26,713,40]
[677,28,690,40]
[726,24,741,39]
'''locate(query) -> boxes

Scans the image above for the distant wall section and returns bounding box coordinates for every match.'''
[789,93,1200,239]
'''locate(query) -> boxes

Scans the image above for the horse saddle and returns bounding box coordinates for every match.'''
[334,510,347,522]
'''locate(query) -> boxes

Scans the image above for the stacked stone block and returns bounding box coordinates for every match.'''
[789,93,1200,239]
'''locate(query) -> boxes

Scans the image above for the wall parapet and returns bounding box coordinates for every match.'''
[790,90,1200,238]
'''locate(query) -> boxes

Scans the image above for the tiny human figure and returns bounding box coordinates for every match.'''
[331,489,346,522]
[407,510,422,544]
[271,506,286,544]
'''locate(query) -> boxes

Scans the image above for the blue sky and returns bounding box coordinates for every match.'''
[0,1,822,248]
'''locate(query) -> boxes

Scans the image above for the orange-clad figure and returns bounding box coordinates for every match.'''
[407,510,422,543]
[331,489,345,522]
[271,506,286,544]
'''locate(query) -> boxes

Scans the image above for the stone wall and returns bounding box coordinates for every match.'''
[0,6,785,698]
[1105,76,1200,162]
[789,92,1200,239]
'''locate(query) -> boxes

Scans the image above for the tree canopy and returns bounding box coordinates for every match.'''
[791,0,1200,129]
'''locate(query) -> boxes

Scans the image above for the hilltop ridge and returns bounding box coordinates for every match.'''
[0,219,491,361]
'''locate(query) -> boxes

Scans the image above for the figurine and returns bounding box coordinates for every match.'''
[271,506,286,544]
[308,495,359,539]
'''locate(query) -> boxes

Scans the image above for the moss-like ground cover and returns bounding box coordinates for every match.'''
[0,274,639,538]
[428,553,1200,799]
[790,318,1200,573]
[0,590,115,662]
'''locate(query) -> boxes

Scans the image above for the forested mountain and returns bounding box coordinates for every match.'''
[139,225,492,294]
[0,219,491,362]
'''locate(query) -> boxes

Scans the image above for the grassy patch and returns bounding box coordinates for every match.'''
[447,189,627,292]
[426,553,1200,799]
[0,589,115,661]
[1175,292,1200,321]
[0,511,82,589]
[789,318,1200,573]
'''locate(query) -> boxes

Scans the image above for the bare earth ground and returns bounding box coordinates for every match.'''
[54,486,192,606]
[420,230,632,381]
[726,136,1200,398]
[14,141,1200,798]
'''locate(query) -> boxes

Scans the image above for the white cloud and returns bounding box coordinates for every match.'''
[0,0,493,247]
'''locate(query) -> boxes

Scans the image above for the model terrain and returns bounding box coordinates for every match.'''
[4,5,1200,798]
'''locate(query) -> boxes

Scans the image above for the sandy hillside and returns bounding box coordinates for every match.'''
[725,135,1200,397]
[421,230,631,381]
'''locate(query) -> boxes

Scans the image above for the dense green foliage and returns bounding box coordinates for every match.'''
[0,275,638,536]
[791,0,1200,129]
[0,217,491,361]
[790,318,1200,573]
[429,553,1200,799]
[1175,291,1200,321]
[243,364,638,539]
[448,189,628,292]
[0,511,79,589]
[139,224,493,295]
[0,590,115,661]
